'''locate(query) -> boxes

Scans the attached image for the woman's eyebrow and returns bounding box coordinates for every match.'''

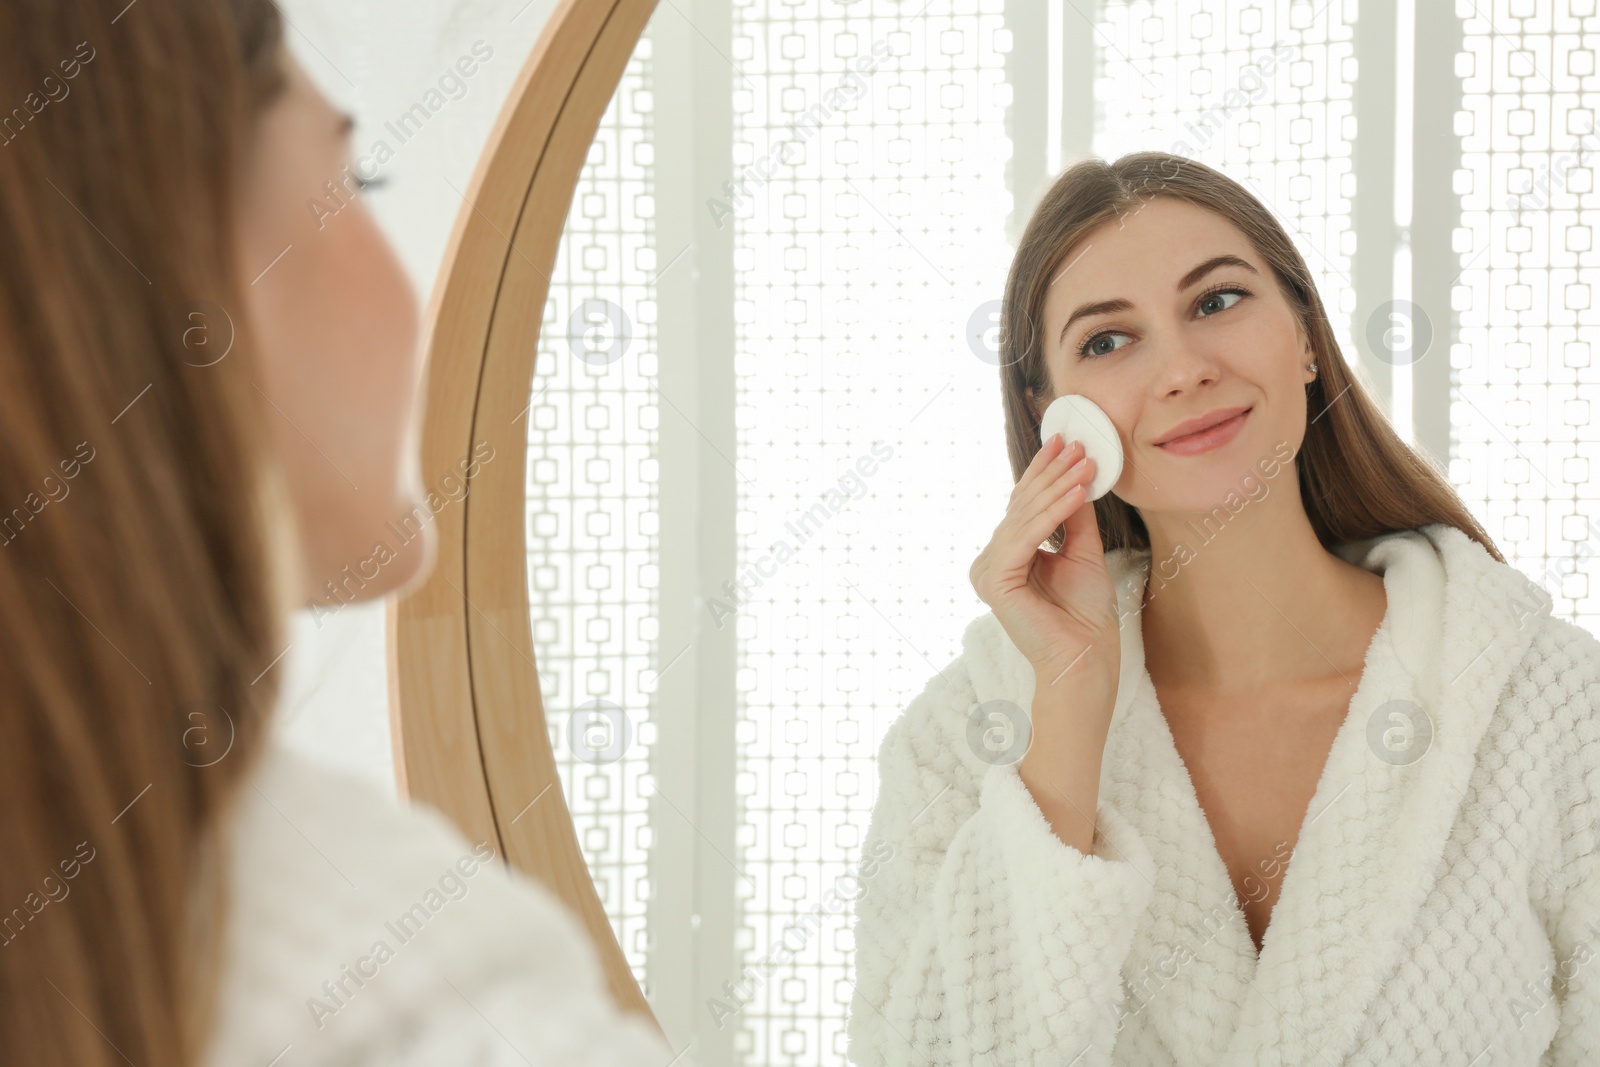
[337,109,355,139]
[1055,254,1261,348]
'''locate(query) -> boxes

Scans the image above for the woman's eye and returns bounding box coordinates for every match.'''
[1076,286,1249,359]
[353,170,388,192]
[1198,287,1247,316]
[1078,330,1130,358]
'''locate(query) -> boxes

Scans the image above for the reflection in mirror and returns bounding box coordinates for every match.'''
[494,2,1600,1066]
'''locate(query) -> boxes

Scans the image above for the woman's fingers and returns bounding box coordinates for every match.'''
[1008,433,1067,506]
[1002,452,1095,561]
[978,435,1096,599]
[1021,457,1093,547]
[1016,445,1095,527]
[1013,434,1086,513]
[1030,445,1095,515]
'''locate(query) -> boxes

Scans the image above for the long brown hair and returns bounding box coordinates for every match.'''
[999,151,1502,563]
[0,1,291,1063]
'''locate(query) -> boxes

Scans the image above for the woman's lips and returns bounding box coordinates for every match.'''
[1155,407,1251,455]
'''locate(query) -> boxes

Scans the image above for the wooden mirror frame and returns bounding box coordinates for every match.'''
[386,0,661,1028]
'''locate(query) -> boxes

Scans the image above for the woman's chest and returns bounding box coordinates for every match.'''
[1155,681,1356,953]
[1111,691,1559,1063]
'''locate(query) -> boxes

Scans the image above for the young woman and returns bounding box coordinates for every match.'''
[0,2,682,1064]
[847,154,1600,1065]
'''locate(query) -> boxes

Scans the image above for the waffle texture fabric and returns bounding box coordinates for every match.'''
[848,523,1600,1066]
[196,734,687,1066]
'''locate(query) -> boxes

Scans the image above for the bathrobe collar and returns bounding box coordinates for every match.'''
[960,523,1552,1067]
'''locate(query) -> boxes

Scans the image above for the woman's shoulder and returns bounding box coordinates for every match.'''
[1510,605,1600,725]
[1524,607,1600,741]
[199,735,677,1066]
[1438,524,1600,744]
[1491,606,1600,865]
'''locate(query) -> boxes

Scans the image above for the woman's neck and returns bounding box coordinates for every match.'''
[1137,497,1388,695]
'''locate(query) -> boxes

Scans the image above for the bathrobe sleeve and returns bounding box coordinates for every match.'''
[1542,655,1600,1067]
[196,739,692,1067]
[846,652,1157,1067]
[1543,845,1599,1067]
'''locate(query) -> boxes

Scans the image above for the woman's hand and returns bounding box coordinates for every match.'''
[969,432,1122,688]
[969,431,1123,853]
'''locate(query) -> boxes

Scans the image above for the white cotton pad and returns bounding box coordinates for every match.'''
[1039,394,1124,501]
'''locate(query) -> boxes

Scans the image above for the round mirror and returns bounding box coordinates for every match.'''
[388,3,1519,1065]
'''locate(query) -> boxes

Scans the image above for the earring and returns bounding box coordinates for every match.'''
[1307,360,1318,376]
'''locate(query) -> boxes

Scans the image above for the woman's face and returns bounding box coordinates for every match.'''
[233,46,431,608]
[1035,196,1316,520]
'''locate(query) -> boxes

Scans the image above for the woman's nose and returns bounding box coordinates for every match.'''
[1151,336,1223,396]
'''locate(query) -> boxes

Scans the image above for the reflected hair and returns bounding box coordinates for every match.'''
[998,151,1502,563]
[0,1,292,1065]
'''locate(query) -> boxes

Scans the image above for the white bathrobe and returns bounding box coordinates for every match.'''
[195,736,687,1066]
[847,523,1600,1066]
